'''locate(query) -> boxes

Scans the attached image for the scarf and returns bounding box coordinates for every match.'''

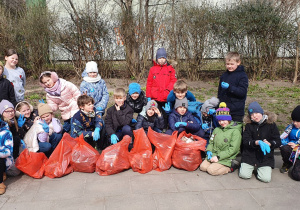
[256,114,268,125]
[45,79,62,96]
[83,74,101,83]
[81,109,96,118]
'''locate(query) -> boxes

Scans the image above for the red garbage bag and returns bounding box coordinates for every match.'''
[15,149,48,179]
[147,128,177,171]
[44,133,78,178]
[96,135,131,176]
[71,134,100,173]
[172,131,207,171]
[129,128,153,174]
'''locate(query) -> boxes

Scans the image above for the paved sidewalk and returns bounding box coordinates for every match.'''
[0,154,298,210]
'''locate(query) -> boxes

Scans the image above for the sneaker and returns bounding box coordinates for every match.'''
[230,160,240,172]
[280,163,290,173]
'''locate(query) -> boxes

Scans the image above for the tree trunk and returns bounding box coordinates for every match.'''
[293,22,300,83]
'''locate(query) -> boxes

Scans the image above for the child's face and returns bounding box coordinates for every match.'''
[157,58,166,65]
[176,106,187,115]
[19,104,31,118]
[130,93,140,100]
[225,59,240,72]
[88,72,98,78]
[41,113,53,124]
[2,108,15,120]
[218,120,230,128]
[0,66,3,75]
[174,91,187,100]
[41,76,55,88]
[293,121,300,129]
[80,102,94,113]
[250,113,263,123]
[146,108,155,117]
[114,96,126,107]
[5,54,18,68]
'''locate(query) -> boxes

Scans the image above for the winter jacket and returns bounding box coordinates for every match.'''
[0,120,14,170]
[146,61,177,102]
[46,78,80,121]
[80,79,109,114]
[126,90,147,113]
[168,109,201,133]
[0,75,17,106]
[217,65,248,117]
[71,109,104,138]
[105,102,134,137]
[241,112,281,168]
[206,121,242,167]
[281,124,300,145]
[16,109,39,139]
[135,108,164,132]
[3,66,26,102]
[167,90,196,109]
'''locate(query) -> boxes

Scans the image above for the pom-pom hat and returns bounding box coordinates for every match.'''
[145,100,158,110]
[216,102,232,121]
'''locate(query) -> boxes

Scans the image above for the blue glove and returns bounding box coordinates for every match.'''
[207,151,212,160]
[202,123,209,130]
[39,99,45,103]
[147,97,151,102]
[221,82,229,89]
[208,109,216,115]
[39,120,49,133]
[96,107,104,112]
[20,139,26,149]
[17,114,26,127]
[175,122,187,128]
[111,134,119,145]
[93,127,100,141]
[132,119,137,123]
[258,140,271,155]
[162,102,171,113]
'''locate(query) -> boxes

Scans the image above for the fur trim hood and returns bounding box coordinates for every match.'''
[244,111,277,124]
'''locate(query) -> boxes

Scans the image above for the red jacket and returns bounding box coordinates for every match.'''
[146,61,177,102]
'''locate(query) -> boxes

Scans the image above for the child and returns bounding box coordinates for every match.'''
[135,100,164,133]
[279,105,300,174]
[39,71,80,132]
[0,118,14,195]
[239,101,281,183]
[24,103,63,155]
[71,95,104,148]
[0,61,17,106]
[126,83,147,114]
[105,88,134,145]
[3,49,26,102]
[200,102,242,176]
[165,98,204,137]
[217,52,248,123]
[80,61,109,116]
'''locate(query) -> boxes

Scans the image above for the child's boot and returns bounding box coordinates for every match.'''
[0,182,6,195]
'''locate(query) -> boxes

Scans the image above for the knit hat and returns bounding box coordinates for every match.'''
[174,98,188,109]
[38,103,53,117]
[201,97,220,113]
[85,61,98,73]
[128,83,141,95]
[216,102,232,121]
[39,71,59,88]
[0,100,14,115]
[15,101,34,117]
[156,48,167,60]
[248,101,264,116]
[291,105,300,122]
[145,100,158,111]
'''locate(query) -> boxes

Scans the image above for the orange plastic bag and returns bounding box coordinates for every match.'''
[15,149,48,179]
[129,128,153,174]
[147,128,177,171]
[44,133,78,178]
[71,134,100,173]
[96,135,131,176]
[172,131,207,171]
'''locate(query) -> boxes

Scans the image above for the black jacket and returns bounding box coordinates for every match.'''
[126,91,147,113]
[0,76,17,106]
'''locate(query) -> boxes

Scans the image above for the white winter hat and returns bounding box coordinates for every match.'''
[85,61,98,73]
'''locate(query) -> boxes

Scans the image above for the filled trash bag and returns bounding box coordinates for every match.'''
[172,131,207,171]
[44,133,78,178]
[129,128,153,174]
[15,149,48,179]
[71,134,100,173]
[96,135,131,176]
[147,128,177,171]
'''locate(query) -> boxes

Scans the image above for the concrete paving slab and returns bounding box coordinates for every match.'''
[1,200,54,210]
[52,197,105,210]
[105,194,156,210]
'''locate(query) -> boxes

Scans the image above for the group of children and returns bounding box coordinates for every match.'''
[0,48,299,195]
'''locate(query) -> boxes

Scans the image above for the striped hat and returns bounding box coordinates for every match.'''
[216,102,232,121]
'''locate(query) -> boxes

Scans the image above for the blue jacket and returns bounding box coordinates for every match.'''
[0,120,14,170]
[218,65,248,117]
[281,124,300,145]
[168,109,201,133]
[167,90,196,109]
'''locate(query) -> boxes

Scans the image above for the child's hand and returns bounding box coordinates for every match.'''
[153,107,161,117]
[202,123,209,130]
[263,139,271,147]
[111,134,119,145]
[210,156,219,163]
[258,140,270,155]
[147,97,151,102]
[288,142,296,149]
[175,122,187,128]
[34,116,40,123]
[17,114,26,127]
[162,102,171,113]
[115,104,120,111]
[206,151,212,160]
[131,119,137,123]
[93,127,100,141]
[221,82,229,89]
[208,109,216,115]
[39,120,49,133]
[39,99,45,104]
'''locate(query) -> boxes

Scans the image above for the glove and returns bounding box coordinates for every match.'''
[207,151,212,160]
[258,140,271,155]
[202,123,209,130]
[96,107,104,112]
[39,99,45,103]
[132,119,137,123]
[208,109,216,115]
[110,134,119,145]
[39,120,49,133]
[175,122,187,128]
[221,82,229,89]
[93,127,100,141]
[17,114,26,127]
[162,102,171,113]
[147,97,151,102]
[20,139,26,149]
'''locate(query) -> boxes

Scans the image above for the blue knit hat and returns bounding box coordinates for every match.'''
[156,48,167,60]
[128,83,141,95]
[216,102,232,121]
[248,101,264,116]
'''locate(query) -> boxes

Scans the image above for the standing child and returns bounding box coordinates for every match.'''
[39,71,80,132]
[218,52,248,123]
[0,61,17,106]
[3,49,26,102]
[239,102,281,183]
[80,61,109,116]
[200,102,242,176]
[126,82,147,114]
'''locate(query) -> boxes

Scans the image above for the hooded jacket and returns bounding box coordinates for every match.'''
[135,107,164,132]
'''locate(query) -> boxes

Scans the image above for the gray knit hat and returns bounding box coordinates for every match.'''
[201,97,220,113]
[0,100,14,115]
[174,98,188,109]
[145,100,158,110]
